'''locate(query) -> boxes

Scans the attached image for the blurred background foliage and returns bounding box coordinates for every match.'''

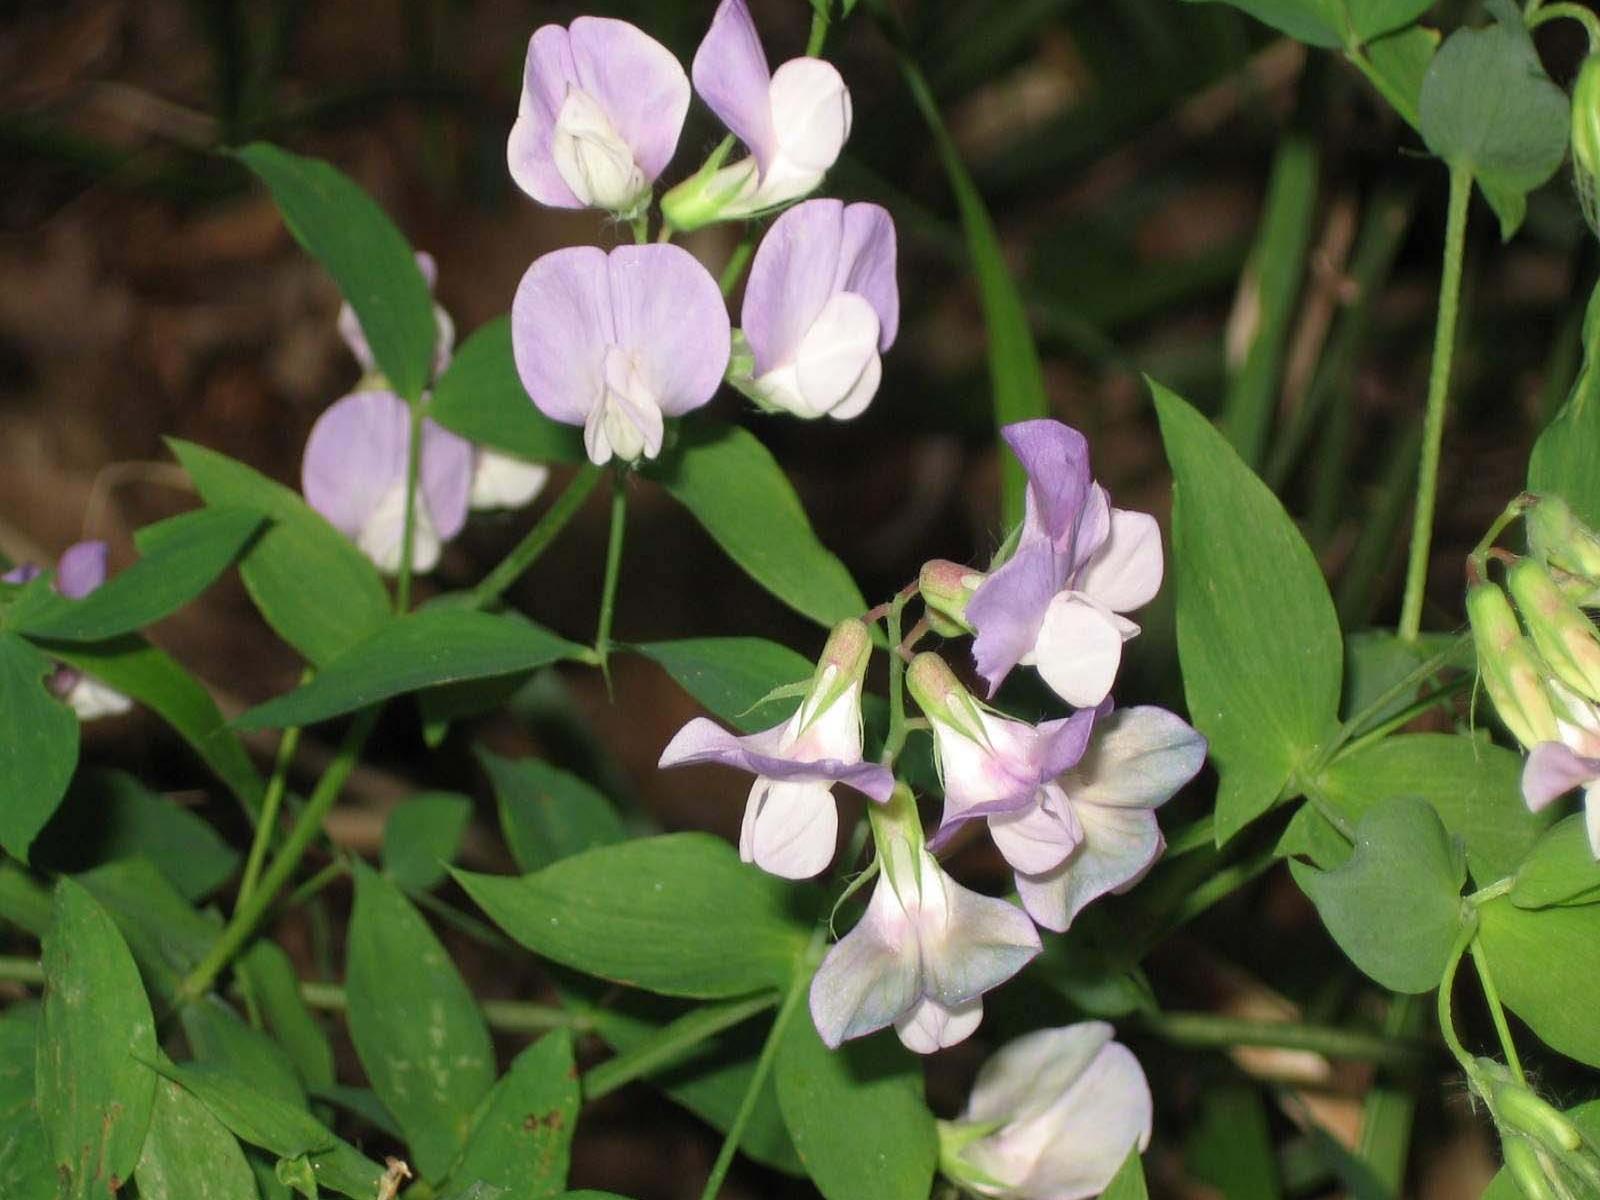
[2,0,1596,1195]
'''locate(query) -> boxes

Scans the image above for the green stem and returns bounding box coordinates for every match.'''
[1436,913,1482,1078]
[593,472,628,682]
[1528,2,1600,48]
[880,591,911,764]
[1317,632,1471,769]
[236,721,302,910]
[294,979,584,1034]
[1331,676,1472,761]
[1470,937,1525,1084]
[177,708,380,1004]
[395,397,426,614]
[806,4,831,56]
[631,213,650,244]
[583,992,779,1102]
[718,234,755,297]
[280,857,348,912]
[0,955,44,985]
[1136,1010,1430,1068]
[1398,164,1472,643]
[471,464,603,608]
[1343,47,1420,129]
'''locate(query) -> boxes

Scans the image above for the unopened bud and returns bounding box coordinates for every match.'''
[906,652,985,741]
[1468,582,1561,748]
[1528,495,1600,585]
[1573,56,1600,237]
[1505,1137,1562,1200]
[818,618,873,684]
[919,560,981,638]
[1496,1080,1587,1154]
[1507,559,1600,703]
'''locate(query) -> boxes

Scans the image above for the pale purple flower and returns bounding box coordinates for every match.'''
[507,17,690,216]
[739,199,897,420]
[337,251,455,382]
[968,421,1163,708]
[942,1022,1152,1200]
[681,0,851,220]
[658,620,891,879]
[511,244,730,466]
[1521,681,1600,858]
[5,543,131,721]
[301,390,473,575]
[809,833,1040,1054]
[1012,707,1206,932]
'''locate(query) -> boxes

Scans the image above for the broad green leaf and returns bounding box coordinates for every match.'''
[149,1058,385,1200]
[1511,814,1600,908]
[171,439,391,667]
[239,941,335,1092]
[11,508,260,643]
[456,833,809,998]
[49,633,264,816]
[237,609,584,729]
[635,638,813,733]
[428,317,584,463]
[36,878,159,1199]
[32,768,239,901]
[479,750,625,874]
[236,142,435,402]
[647,423,866,629]
[76,858,220,1002]
[1476,896,1600,1067]
[1359,24,1438,132]
[181,996,305,1107]
[0,1011,54,1200]
[1290,796,1466,993]
[307,1084,403,1141]
[0,633,79,861]
[1417,0,1570,240]
[1179,0,1432,49]
[775,1015,938,1200]
[1483,1099,1600,1199]
[449,1031,579,1200]
[1101,1146,1151,1200]
[1529,279,1600,528]
[345,862,494,1182]
[1187,1085,1281,1199]
[1151,381,1340,844]
[135,1077,257,1200]
[1309,735,1552,882]
[382,791,474,892]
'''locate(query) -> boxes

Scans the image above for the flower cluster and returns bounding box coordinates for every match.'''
[660,420,1205,1055]
[4,542,131,720]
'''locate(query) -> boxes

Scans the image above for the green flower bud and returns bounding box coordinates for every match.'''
[1507,559,1600,704]
[1496,1079,1587,1154]
[1527,495,1600,586]
[660,137,744,234]
[1504,1137,1562,1200]
[919,559,981,638]
[1573,55,1600,236]
[905,652,988,742]
[1468,582,1561,748]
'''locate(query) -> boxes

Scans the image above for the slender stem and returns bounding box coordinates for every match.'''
[1332,677,1472,761]
[1318,632,1471,769]
[0,955,44,985]
[236,722,302,909]
[631,213,650,245]
[1343,47,1420,129]
[880,591,911,764]
[1399,164,1472,643]
[395,397,426,613]
[1145,842,1279,946]
[470,464,603,608]
[1528,2,1600,48]
[719,234,755,297]
[1135,1010,1431,1068]
[295,979,585,1034]
[1470,937,1526,1084]
[177,708,380,1004]
[593,472,628,682]
[280,857,348,911]
[583,992,779,1102]
[1436,914,1481,1077]
[805,3,830,57]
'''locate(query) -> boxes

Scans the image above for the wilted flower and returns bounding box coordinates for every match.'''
[511,244,730,466]
[4,543,132,721]
[939,1022,1152,1200]
[658,620,892,879]
[507,17,690,216]
[809,791,1040,1053]
[663,0,851,229]
[967,421,1163,708]
[736,199,897,420]
[338,250,456,383]
[302,390,473,575]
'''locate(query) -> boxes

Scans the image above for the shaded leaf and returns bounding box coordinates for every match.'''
[635,638,813,733]
[428,317,585,463]
[1529,279,1600,528]
[449,1031,579,1199]
[134,1077,257,1200]
[479,750,625,874]
[383,791,474,893]
[1476,896,1600,1067]
[239,941,335,1092]
[0,633,79,861]
[1511,813,1600,909]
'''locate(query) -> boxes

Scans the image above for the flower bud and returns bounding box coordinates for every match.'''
[1504,1137,1562,1200]
[906,652,987,742]
[1527,495,1600,586]
[1573,55,1600,236]
[1496,1080,1586,1154]
[1507,559,1600,704]
[919,560,980,638]
[1469,582,1561,749]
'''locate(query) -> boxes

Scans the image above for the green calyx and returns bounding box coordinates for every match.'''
[935,1118,1009,1196]
[660,136,747,233]
[1468,581,1561,748]
[1507,559,1600,704]
[919,560,981,638]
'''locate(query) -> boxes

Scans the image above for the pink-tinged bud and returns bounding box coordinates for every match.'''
[1469,582,1561,749]
[1507,559,1600,704]
[920,560,980,638]
[906,652,983,738]
[817,617,872,683]
[1528,495,1600,593]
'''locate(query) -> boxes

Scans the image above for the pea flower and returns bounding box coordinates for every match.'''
[658,620,892,879]
[337,251,455,383]
[1521,691,1600,858]
[939,1022,1152,1200]
[507,17,690,217]
[736,199,898,421]
[512,244,731,466]
[663,0,851,229]
[302,390,473,575]
[810,790,1040,1054]
[907,653,1097,877]
[4,543,132,721]
[967,421,1163,708]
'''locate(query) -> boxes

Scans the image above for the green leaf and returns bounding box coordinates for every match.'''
[36,878,159,1199]
[1417,0,1570,240]
[1101,1146,1151,1200]
[181,996,306,1107]
[11,508,260,643]
[76,858,221,1002]
[237,609,584,729]
[428,317,585,463]
[49,634,265,816]
[1359,24,1439,132]
[1529,279,1600,528]
[635,638,813,733]
[456,833,808,998]
[1484,1099,1600,1199]
[236,142,435,402]
[775,1017,938,1200]
[1151,380,1341,844]
[1179,0,1431,49]
[0,1011,55,1200]
[1476,896,1600,1067]
[1289,796,1466,993]
[382,791,474,893]
[345,862,494,1182]
[1511,813,1600,908]
[0,633,79,861]
[31,768,239,901]
[1187,1085,1281,1199]
[647,423,866,629]
[1308,735,1553,883]
[134,1077,258,1200]
[148,1058,385,1200]
[479,750,625,874]
[449,1031,579,1200]
[171,439,391,667]
[239,941,335,1092]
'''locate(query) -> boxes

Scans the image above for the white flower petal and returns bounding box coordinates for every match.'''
[809,871,919,1047]
[793,292,881,417]
[1032,592,1128,708]
[1060,706,1207,810]
[357,482,441,575]
[739,779,838,879]
[66,676,133,722]
[1015,804,1163,933]
[894,995,982,1055]
[768,57,851,173]
[1077,508,1163,614]
[987,783,1083,876]
[963,1022,1115,1126]
[469,450,550,511]
[551,87,649,213]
